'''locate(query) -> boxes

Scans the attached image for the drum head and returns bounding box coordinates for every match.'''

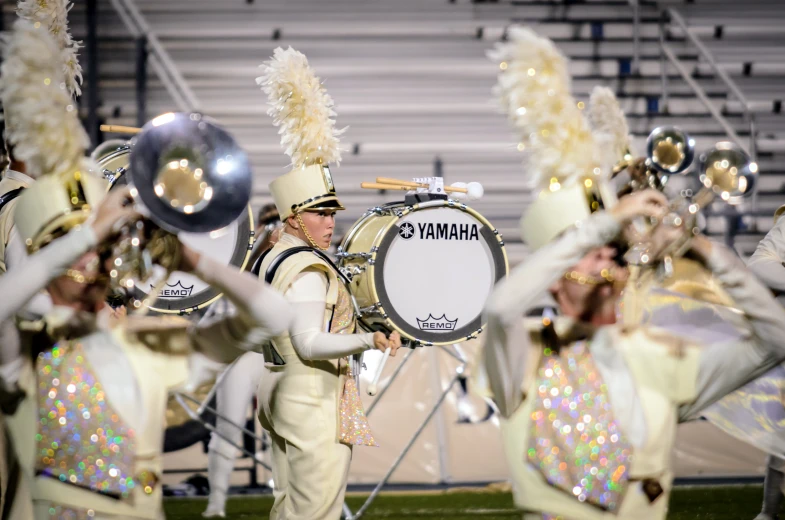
[132,210,253,313]
[373,205,507,344]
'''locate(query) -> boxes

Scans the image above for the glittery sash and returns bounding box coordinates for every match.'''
[528,342,631,513]
[36,342,138,498]
[338,364,378,447]
[332,284,377,447]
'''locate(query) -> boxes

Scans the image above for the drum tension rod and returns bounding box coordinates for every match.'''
[335,251,373,260]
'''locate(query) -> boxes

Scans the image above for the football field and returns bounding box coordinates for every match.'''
[163,485,778,519]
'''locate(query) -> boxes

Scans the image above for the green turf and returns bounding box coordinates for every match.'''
[163,485,782,519]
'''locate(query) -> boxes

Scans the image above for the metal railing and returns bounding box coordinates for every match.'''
[665,9,757,161]
[628,3,757,161]
[108,0,200,115]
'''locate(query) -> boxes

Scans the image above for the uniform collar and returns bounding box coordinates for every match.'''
[279,231,310,248]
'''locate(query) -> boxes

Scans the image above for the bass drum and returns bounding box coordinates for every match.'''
[96,146,254,314]
[339,199,508,346]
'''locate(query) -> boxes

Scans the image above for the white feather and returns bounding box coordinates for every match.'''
[588,86,634,172]
[256,47,345,169]
[489,26,602,191]
[16,0,82,98]
[0,20,89,178]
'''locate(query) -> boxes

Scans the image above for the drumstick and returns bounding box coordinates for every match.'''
[367,347,391,396]
[100,124,142,135]
[376,177,469,194]
[362,181,469,194]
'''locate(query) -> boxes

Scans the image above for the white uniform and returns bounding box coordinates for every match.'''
[205,350,266,514]
[257,232,376,520]
[0,226,293,519]
[480,212,785,520]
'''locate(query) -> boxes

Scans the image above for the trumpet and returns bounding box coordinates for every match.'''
[612,126,696,196]
[97,112,253,308]
[625,141,757,267]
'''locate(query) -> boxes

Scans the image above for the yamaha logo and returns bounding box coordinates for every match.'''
[416,314,458,331]
[155,280,194,298]
[398,222,480,242]
[398,222,415,240]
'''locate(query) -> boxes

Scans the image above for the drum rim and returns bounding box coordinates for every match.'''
[359,200,508,346]
[99,150,254,314]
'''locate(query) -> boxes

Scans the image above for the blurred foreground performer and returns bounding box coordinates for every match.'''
[698,207,785,520]
[480,26,785,520]
[254,47,400,520]
[0,0,83,279]
[0,21,292,520]
[0,2,83,515]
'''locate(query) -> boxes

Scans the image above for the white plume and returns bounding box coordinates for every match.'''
[256,47,345,169]
[588,86,635,172]
[17,0,82,98]
[0,20,89,178]
[489,26,602,191]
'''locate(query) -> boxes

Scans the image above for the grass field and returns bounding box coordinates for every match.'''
[163,485,781,519]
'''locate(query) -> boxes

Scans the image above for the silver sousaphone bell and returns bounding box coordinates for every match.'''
[107,112,252,306]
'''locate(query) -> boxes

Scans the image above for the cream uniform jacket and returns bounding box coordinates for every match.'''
[480,213,785,520]
[256,232,375,520]
[0,227,292,519]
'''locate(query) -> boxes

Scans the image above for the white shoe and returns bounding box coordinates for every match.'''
[202,509,226,518]
[754,514,778,520]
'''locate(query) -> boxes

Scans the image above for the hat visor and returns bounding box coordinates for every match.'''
[299,196,345,212]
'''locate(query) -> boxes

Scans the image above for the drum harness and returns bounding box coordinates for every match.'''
[251,245,358,370]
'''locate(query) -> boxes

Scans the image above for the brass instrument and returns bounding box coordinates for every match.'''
[613,126,696,194]
[102,112,253,308]
[625,141,757,267]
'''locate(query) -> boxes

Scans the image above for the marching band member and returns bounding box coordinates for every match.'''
[0,2,83,514]
[1,0,83,279]
[0,21,293,519]
[701,207,785,520]
[588,82,785,520]
[480,26,785,520]
[254,47,401,520]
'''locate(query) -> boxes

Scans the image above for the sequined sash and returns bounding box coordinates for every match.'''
[528,342,631,513]
[36,342,140,498]
[332,284,378,447]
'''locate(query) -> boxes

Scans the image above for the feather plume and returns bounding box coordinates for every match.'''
[489,26,601,190]
[256,47,345,169]
[0,20,89,178]
[588,86,634,171]
[17,0,82,98]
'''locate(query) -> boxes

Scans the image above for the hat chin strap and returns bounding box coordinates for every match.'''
[295,212,328,251]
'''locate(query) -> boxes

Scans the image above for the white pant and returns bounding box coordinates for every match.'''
[206,351,266,510]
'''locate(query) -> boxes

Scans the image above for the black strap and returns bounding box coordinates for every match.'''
[252,245,349,286]
[0,187,24,215]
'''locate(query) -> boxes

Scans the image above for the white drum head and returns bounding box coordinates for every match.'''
[126,211,252,313]
[373,206,506,344]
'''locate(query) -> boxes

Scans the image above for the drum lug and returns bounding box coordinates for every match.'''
[335,250,373,261]
[358,302,382,316]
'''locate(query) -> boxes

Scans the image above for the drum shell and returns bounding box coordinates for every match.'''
[340,201,508,346]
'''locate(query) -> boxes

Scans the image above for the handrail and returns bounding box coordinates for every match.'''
[660,44,748,154]
[107,0,200,113]
[666,8,756,161]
